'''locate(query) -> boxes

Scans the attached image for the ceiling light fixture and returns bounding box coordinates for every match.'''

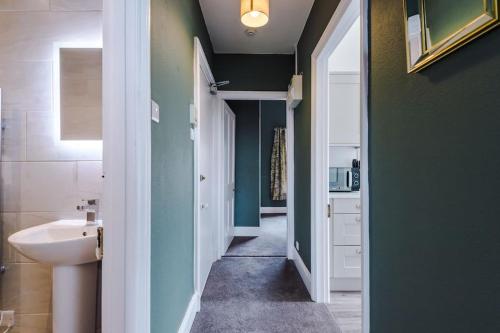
[241,0,269,28]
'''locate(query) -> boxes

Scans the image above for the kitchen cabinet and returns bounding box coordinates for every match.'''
[330,196,362,291]
[329,72,361,146]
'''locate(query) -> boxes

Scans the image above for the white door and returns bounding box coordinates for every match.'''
[223,102,235,251]
[199,70,218,292]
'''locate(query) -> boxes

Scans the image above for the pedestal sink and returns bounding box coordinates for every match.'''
[8,220,102,333]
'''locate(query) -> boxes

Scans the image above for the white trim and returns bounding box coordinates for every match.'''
[260,207,287,214]
[293,248,311,296]
[360,0,370,331]
[193,37,217,302]
[233,227,262,237]
[286,101,295,260]
[216,99,225,259]
[218,90,287,100]
[310,0,360,305]
[177,292,200,333]
[219,101,236,256]
[102,0,151,332]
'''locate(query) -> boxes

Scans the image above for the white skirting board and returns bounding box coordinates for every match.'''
[233,227,261,237]
[293,248,312,296]
[177,292,200,333]
[260,207,287,214]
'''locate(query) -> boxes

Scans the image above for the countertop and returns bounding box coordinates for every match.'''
[328,192,361,199]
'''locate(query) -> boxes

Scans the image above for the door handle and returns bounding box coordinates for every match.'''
[200,175,206,181]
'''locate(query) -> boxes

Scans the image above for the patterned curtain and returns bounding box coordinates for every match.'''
[271,127,287,201]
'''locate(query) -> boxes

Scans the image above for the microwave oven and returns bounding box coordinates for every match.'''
[329,164,360,192]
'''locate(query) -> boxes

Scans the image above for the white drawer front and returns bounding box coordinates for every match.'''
[332,246,361,279]
[333,214,361,245]
[333,198,361,214]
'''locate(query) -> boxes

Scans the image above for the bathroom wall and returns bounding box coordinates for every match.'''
[0,2,103,332]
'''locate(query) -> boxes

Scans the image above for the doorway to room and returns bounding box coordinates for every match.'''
[194,39,294,300]
[192,87,341,333]
[310,0,369,332]
[222,99,288,258]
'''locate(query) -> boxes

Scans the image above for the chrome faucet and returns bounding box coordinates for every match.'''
[77,199,100,225]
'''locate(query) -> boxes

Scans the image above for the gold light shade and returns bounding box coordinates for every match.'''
[241,0,269,28]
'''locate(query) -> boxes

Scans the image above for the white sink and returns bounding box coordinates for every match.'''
[8,219,102,333]
[8,219,101,266]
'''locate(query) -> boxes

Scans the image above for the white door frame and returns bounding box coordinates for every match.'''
[102,0,151,332]
[217,91,295,260]
[310,1,370,332]
[219,101,236,256]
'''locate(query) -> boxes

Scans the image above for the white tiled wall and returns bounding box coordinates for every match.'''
[0,1,103,332]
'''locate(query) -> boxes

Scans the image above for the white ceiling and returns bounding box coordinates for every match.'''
[199,0,315,54]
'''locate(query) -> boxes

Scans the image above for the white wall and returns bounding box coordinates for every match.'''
[0,2,102,332]
[329,146,360,167]
[328,16,360,72]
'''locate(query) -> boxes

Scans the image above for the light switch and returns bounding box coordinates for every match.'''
[151,100,160,123]
[189,104,197,128]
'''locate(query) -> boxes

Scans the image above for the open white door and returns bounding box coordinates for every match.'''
[222,102,236,251]
[198,66,219,293]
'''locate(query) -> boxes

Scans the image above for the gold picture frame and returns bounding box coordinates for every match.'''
[404,0,500,73]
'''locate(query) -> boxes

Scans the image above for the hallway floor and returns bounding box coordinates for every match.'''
[225,214,287,257]
[191,214,342,332]
[190,257,342,333]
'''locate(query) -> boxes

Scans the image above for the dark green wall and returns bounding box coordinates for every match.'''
[295,0,341,270]
[214,54,294,91]
[370,0,500,332]
[229,100,261,227]
[260,100,287,208]
[150,0,213,331]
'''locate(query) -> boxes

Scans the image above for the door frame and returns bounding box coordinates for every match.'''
[102,0,151,332]
[310,0,370,332]
[219,101,236,255]
[217,90,295,260]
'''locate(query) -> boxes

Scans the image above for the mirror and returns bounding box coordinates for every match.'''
[58,47,102,140]
[405,0,500,73]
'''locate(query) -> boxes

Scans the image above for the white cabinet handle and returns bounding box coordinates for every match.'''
[201,203,209,209]
[355,203,361,209]
[355,248,362,255]
[355,216,361,222]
